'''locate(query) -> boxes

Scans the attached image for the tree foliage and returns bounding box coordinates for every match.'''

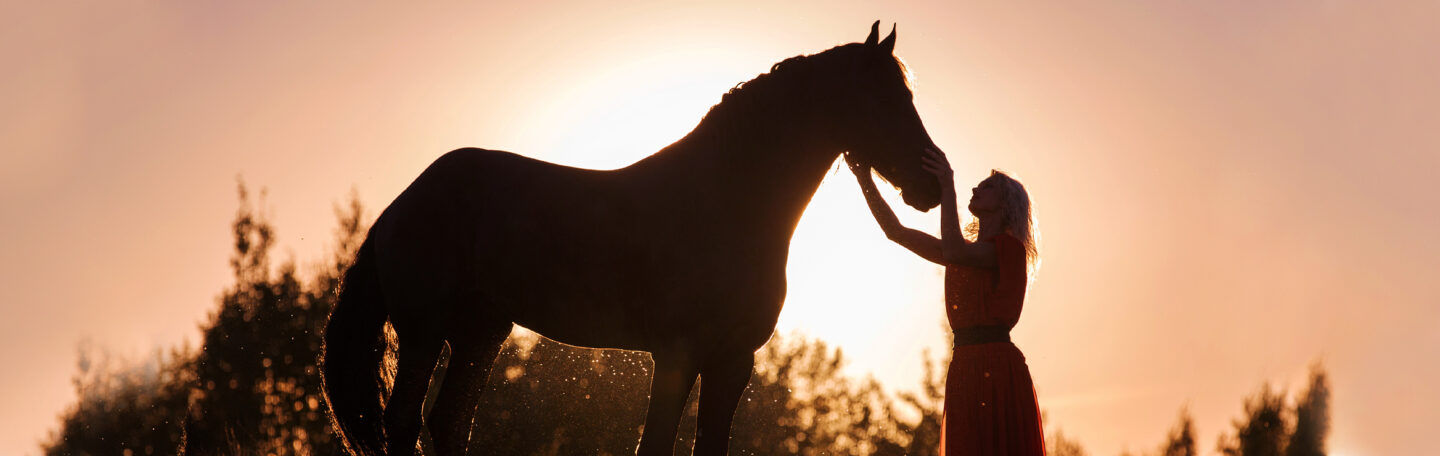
[1160,408,1197,456]
[1286,364,1330,456]
[1217,363,1331,456]
[1049,427,1089,456]
[43,183,361,456]
[44,345,194,456]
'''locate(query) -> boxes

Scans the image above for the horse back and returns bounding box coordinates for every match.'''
[370,148,664,348]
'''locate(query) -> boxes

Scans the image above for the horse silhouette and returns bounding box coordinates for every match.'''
[323,21,939,456]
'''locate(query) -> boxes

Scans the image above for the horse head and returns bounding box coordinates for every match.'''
[832,21,942,212]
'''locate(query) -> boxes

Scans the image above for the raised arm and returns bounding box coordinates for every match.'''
[845,154,947,265]
[924,149,997,269]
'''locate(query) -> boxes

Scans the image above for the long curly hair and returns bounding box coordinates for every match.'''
[965,170,1040,276]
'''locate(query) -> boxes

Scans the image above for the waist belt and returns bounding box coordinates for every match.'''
[953,325,1011,347]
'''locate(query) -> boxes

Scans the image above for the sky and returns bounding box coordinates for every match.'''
[3,1,1438,455]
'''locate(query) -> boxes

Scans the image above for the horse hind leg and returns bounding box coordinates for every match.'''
[636,351,701,456]
[383,332,445,456]
[693,350,756,456]
[428,324,510,455]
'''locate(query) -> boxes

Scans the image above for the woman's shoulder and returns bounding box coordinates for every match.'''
[987,232,1022,247]
[989,232,1027,264]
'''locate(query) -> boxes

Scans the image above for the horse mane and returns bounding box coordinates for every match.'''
[681,43,913,150]
[687,43,863,141]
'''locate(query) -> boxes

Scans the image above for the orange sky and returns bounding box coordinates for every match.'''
[3,2,1439,455]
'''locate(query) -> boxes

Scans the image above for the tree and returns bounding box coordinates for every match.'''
[1286,363,1330,456]
[43,183,367,456]
[717,334,924,455]
[889,348,946,456]
[1160,408,1197,456]
[458,330,938,455]
[181,183,360,455]
[1218,383,1290,456]
[42,345,193,456]
[1048,428,1088,456]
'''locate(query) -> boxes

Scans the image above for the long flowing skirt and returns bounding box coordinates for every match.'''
[940,342,1046,456]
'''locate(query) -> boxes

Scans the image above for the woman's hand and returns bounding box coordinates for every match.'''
[920,147,955,194]
[844,153,876,186]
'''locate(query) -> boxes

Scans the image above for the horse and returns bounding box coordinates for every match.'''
[322,21,940,456]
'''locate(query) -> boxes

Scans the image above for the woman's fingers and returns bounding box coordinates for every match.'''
[928,150,950,166]
[921,158,950,174]
[926,149,953,169]
[921,151,953,175]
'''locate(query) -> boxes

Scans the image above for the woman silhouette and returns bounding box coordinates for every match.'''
[848,148,1045,455]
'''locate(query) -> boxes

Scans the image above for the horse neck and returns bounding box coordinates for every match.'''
[627,108,841,238]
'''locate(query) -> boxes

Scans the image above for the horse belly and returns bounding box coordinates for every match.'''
[484,241,653,350]
[458,171,650,349]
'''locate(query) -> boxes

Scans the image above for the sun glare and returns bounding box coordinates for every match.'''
[521,51,754,170]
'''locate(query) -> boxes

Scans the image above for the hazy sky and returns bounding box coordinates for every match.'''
[3,1,1438,455]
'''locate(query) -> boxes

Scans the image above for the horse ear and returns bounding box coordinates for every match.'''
[879,24,896,53]
[865,20,880,46]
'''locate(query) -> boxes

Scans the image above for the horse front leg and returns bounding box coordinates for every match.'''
[693,350,754,456]
[636,352,700,456]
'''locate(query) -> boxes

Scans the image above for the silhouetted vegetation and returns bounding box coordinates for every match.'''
[45,344,194,456]
[458,329,944,455]
[1286,364,1331,456]
[1160,408,1197,456]
[41,186,1333,455]
[44,185,357,456]
[1216,363,1331,456]
[1050,427,1089,456]
[1118,409,1197,456]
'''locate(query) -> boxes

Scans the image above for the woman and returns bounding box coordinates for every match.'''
[848,148,1045,455]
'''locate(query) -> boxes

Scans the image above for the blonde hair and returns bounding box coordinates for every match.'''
[965,170,1041,276]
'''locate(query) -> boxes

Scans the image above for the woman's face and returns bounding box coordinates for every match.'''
[967,176,1005,216]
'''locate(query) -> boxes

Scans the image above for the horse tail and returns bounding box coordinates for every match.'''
[323,237,390,456]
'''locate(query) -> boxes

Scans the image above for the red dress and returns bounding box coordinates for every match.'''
[940,233,1046,455]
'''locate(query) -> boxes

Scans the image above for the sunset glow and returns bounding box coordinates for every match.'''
[4,2,1439,455]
